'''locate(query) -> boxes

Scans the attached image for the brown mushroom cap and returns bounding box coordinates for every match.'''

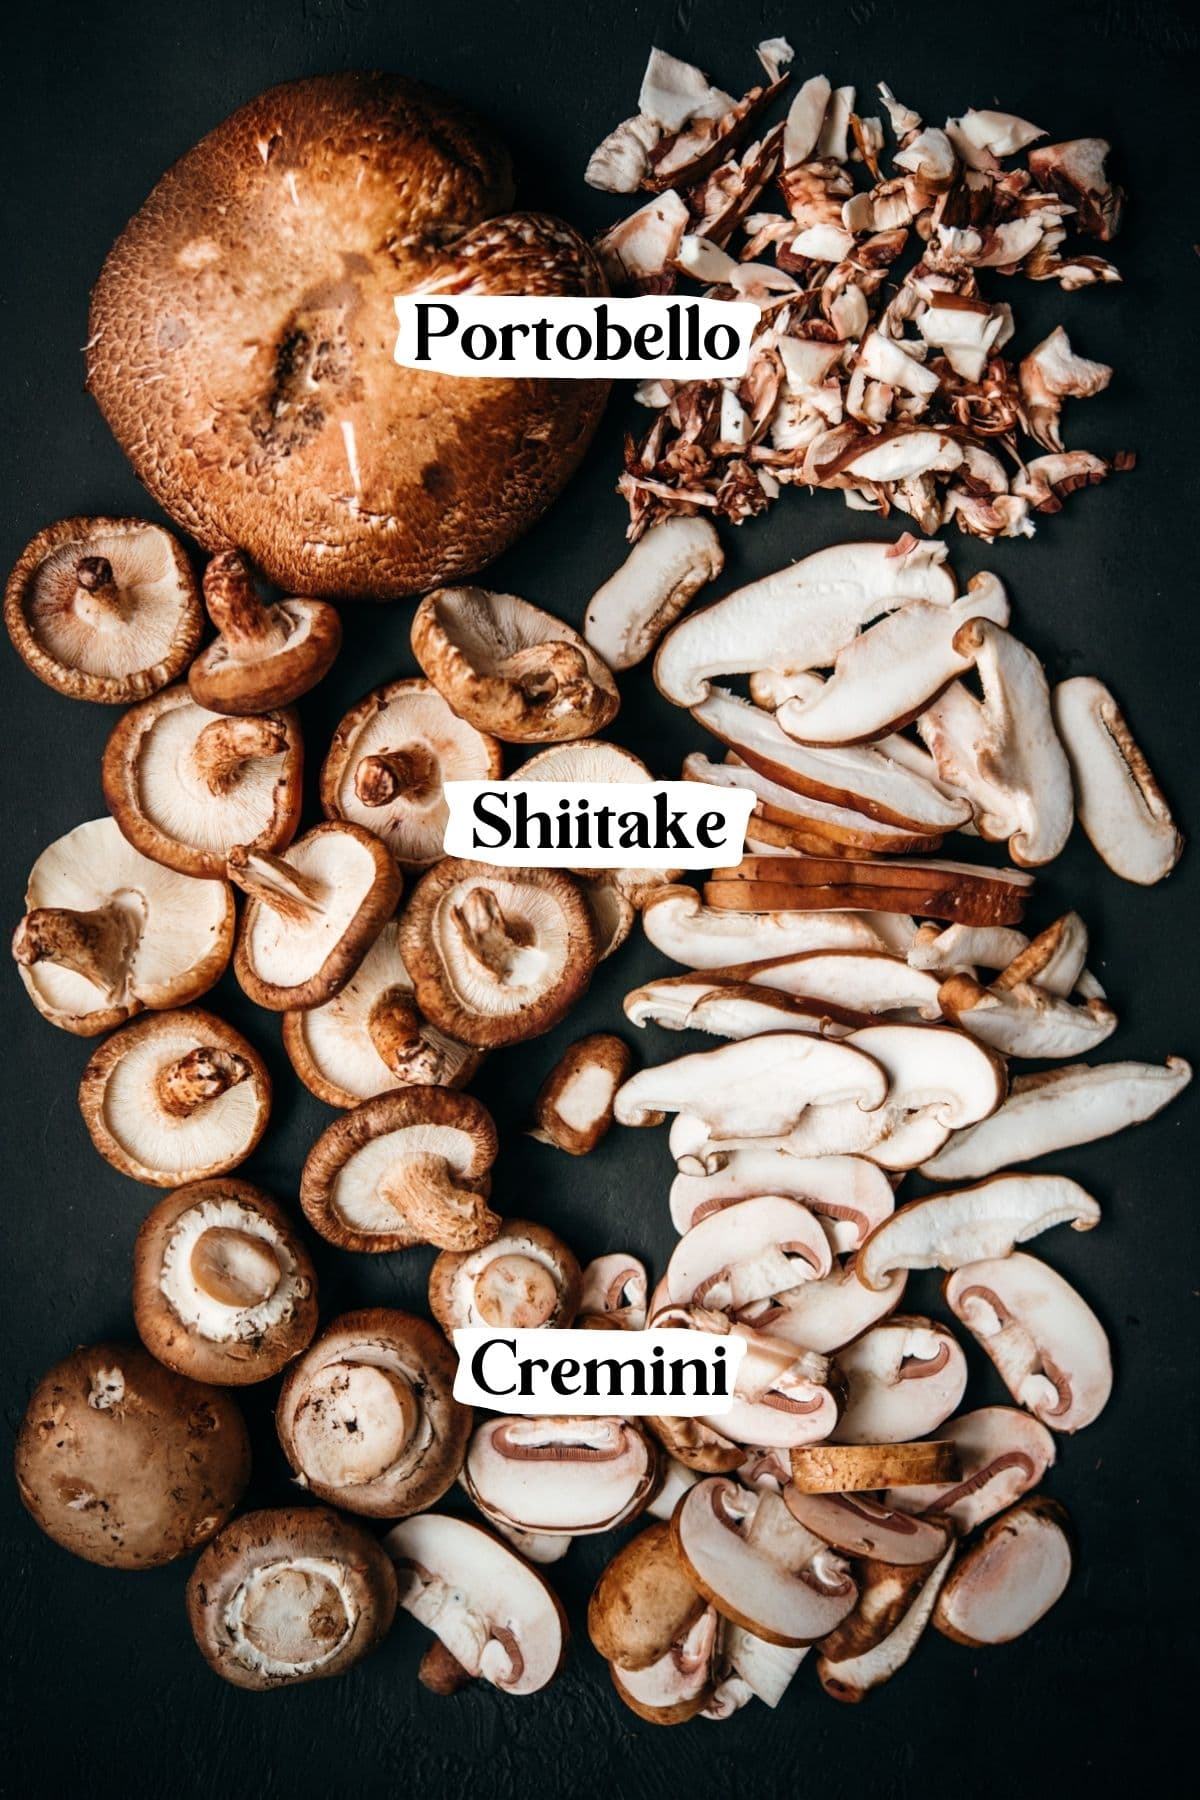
[531,1033,632,1155]
[86,73,607,600]
[133,1180,318,1384]
[15,1342,249,1567]
[79,1008,271,1186]
[102,685,303,879]
[321,677,502,869]
[399,857,598,1048]
[276,1308,471,1517]
[588,1521,706,1671]
[4,517,202,703]
[189,553,342,714]
[301,1087,499,1254]
[428,1220,582,1335]
[186,1505,397,1689]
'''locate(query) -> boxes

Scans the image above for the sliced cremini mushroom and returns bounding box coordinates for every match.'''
[79,1009,270,1186]
[816,1554,940,1665]
[669,1149,894,1244]
[782,1490,951,1566]
[282,920,483,1108]
[512,740,677,906]
[1052,677,1183,884]
[399,858,598,1047]
[530,1033,632,1154]
[585,516,724,670]
[743,1256,908,1356]
[611,1607,722,1725]
[5,517,202,703]
[384,1513,568,1697]
[708,1620,807,1713]
[641,884,913,968]
[705,853,1032,927]
[463,1417,659,1534]
[932,1496,1072,1646]
[133,1179,317,1384]
[13,816,235,1036]
[228,822,401,1011]
[276,1309,470,1517]
[588,1520,706,1671]
[187,1506,397,1690]
[945,1252,1112,1433]
[683,752,945,857]
[189,552,342,715]
[937,972,1117,1058]
[102,687,303,879]
[15,1342,249,1568]
[816,1540,954,1701]
[885,1406,1056,1532]
[428,1220,581,1335]
[614,1032,888,1138]
[830,1316,967,1443]
[320,677,502,870]
[412,586,619,742]
[301,1088,498,1254]
[789,1439,960,1494]
[651,1305,840,1450]
[579,1253,649,1328]
[664,1195,832,1313]
[857,1174,1100,1291]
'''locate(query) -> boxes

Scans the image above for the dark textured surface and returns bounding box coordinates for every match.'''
[2,2,1197,1795]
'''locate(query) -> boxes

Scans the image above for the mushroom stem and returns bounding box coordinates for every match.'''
[157,1046,253,1118]
[379,1153,499,1252]
[190,1226,283,1308]
[418,1639,476,1695]
[73,555,128,625]
[500,642,592,708]
[202,552,288,656]
[12,901,140,999]
[451,886,535,980]
[193,715,289,795]
[226,845,324,922]
[354,744,439,807]
[367,987,442,1083]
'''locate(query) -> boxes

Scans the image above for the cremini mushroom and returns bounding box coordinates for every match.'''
[78,1009,271,1186]
[857,1174,1100,1291]
[187,1506,397,1690]
[412,587,619,742]
[831,1316,967,1443]
[579,1254,649,1329]
[932,1496,1072,1646]
[585,516,724,670]
[13,816,235,1035]
[782,1490,951,1566]
[789,1439,960,1494]
[816,1541,955,1701]
[320,678,502,870]
[512,739,677,906]
[4,517,202,703]
[15,1342,249,1567]
[462,1417,659,1535]
[663,1195,833,1312]
[276,1309,470,1517]
[133,1179,318,1383]
[641,884,915,968]
[301,1088,498,1254]
[428,1220,581,1335]
[399,858,598,1047]
[643,1412,743,1475]
[530,1033,631,1154]
[189,552,342,714]
[651,1306,840,1450]
[885,1406,1056,1531]
[588,1521,706,1671]
[227,821,401,1011]
[611,1606,722,1724]
[103,687,303,879]
[1052,677,1183,884]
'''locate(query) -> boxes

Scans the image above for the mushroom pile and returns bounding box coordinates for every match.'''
[586,40,1130,543]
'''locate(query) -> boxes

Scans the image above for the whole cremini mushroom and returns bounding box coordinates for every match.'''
[86,72,607,599]
[133,1180,318,1383]
[4,517,202,703]
[428,1220,582,1336]
[189,552,341,715]
[276,1309,470,1517]
[15,1342,249,1567]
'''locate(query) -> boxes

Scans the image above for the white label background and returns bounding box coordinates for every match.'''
[452,1328,746,1415]
[442,780,754,868]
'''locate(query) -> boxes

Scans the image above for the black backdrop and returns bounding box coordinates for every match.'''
[2,3,1198,1796]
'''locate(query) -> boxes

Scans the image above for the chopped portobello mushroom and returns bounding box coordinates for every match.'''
[429,1220,581,1335]
[932,1495,1072,1645]
[133,1179,317,1383]
[585,516,724,670]
[588,1521,706,1671]
[78,1008,270,1185]
[276,1309,470,1517]
[320,677,502,870]
[5,517,202,703]
[857,1173,1100,1290]
[789,1439,960,1493]
[1052,677,1183,884]
[830,1316,967,1443]
[187,1506,397,1690]
[464,1416,660,1535]
[531,1033,631,1154]
[13,816,235,1036]
[189,552,341,714]
[15,1342,249,1567]
[103,687,303,879]
[885,1406,1056,1531]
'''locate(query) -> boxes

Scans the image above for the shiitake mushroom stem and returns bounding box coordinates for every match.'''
[202,552,288,656]
[227,844,324,923]
[193,714,289,795]
[367,987,439,1081]
[451,886,533,977]
[73,555,127,622]
[12,900,140,997]
[354,743,438,806]
[156,1046,252,1118]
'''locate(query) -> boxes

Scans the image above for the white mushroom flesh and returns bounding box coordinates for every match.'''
[223,1557,359,1679]
[25,526,191,678]
[435,875,572,1020]
[830,1319,967,1442]
[464,1417,656,1533]
[585,516,724,670]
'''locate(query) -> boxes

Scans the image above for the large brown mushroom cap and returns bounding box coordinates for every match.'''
[134,1179,318,1384]
[276,1308,471,1517]
[15,1342,250,1568]
[4,517,202,703]
[187,1505,397,1689]
[86,74,608,599]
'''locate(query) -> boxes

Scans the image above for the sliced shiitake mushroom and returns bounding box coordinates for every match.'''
[932,1496,1073,1646]
[642,883,914,968]
[704,854,1032,928]
[684,753,946,858]
[530,1033,631,1154]
[613,1031,889,1137]
[189,552,341,714]
[429,1220,581,1335]
[585,515,724,670]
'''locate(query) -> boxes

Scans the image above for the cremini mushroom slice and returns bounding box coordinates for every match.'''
[531,1033,632,1154]
[428,1220,581,1335]
[1018,327,1111,452]
[385,1513,568,1698]
[671,1480,859,1646]
[650,1306,840,1450]
[933,1496,1072,1646]
[588,1520,706,1671]
[133,1179,317,1384]
[705,854,1032,927]
[921,1058,1193,1181]
[482,1516,573,1567]
[614,1032,889,1138]
[462,1417,659,1535]
[228,821,401,1011]
[937,972,1117,1058]
[103,687,303,879]
[78,1009,270,1186]
[282,920,483,1108]
[747,1256,908,1356]
[711,1619,808,1711]
[512,740,676,906]
[4,517,202,703]
[13,816,235,1036]
[857,1173,1100,1291]
[1052,677,1183,884]
[585,515,724,670]
[301,1088,498,1255]
[610,1605,722,1725]
[411,586,619,742]
[623,974,870,1041]
[816,1541,955,1701]
[320,677,502,870]
[399,858,598,1047]
[782,1490,951,1566]
[885,1406,1056,1532]
[830,1316,967,1443]
[15,1342,249,1568]
[683,752,945,857]
[789,1438,960,1494]
[644,1412,744,1475]
[641,884,913,968]
[945,1251,1112,1433]
[187,1506,397,1691]
[579,1253,649,1328]
[188,552,341,714]
[276,1309,470,1517]
[816,1554,939,1665]
[664,1195,833,1314]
